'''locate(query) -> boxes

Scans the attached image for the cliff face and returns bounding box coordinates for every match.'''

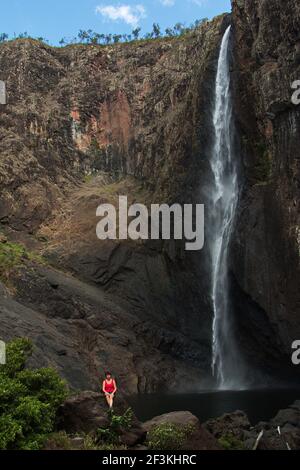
[0,16,230,392]
[0,1,299,392]
[231,0,300,377]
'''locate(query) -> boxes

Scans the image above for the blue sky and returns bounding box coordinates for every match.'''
[1,0,231,44]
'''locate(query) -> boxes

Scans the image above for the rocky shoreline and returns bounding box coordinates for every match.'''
[51,391,300,450]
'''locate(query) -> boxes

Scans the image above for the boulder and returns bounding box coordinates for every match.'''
[143,411,199,433]
[57,391,145,447]
[143,411,220,450]
[57,391,110,433]
[204,410,251,440]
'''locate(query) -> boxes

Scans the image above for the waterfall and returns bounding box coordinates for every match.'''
[209,26,241,389]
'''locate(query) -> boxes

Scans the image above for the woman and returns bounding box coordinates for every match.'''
[102,371,117,410]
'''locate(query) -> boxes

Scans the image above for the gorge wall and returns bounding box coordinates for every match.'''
[0,0,299,392]
[230,0,300,382]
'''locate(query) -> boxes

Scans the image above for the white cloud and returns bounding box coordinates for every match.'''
[190,0,207,6]
[95,4,146,26]
[160,0,175,6]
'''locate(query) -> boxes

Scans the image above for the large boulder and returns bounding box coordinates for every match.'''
[57,391,110,433]
[143,411,220,450]
[143,411,199,432]
[57,391,145,447]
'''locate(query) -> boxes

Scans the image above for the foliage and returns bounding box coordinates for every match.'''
[0,339,68,450]
[218,433,245,450]
[0,239,45,284]
[97,408,133,445]
[0,19,208,47]
[254,142,272,182]
[82,433,127,451]
[147,423,194,450]
[43,431,72,450]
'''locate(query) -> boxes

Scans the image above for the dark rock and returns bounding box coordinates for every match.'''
[57,391,110,434]
[57,391,145,448]
[231,0,300,380]
[204,410,251,440]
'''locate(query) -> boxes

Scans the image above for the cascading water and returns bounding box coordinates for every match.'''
[209,26,241,389]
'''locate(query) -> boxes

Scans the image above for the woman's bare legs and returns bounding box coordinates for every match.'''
[105,393,114,409]
[105,394,111,407]
[110,394,114,409]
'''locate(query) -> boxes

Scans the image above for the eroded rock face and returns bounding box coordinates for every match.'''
[230,0,300,380]
[0,16,230,391]
[0,0,299,392]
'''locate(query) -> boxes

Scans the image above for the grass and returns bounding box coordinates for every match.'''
[0,238,45,284]
[147,423,195,450]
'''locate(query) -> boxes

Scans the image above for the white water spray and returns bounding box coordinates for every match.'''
[210,26,241,389]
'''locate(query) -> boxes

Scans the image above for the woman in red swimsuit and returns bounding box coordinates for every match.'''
[102,371,117,409]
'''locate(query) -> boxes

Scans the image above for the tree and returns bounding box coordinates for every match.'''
[165,28,174,37]
[113,34,122,44]
[132,27,141,41]
[152,23,161,38]
[78,29,89,43]
[0,339,68,450]
[173,23,185,36]
[105,34,112,44]
[0,33,8,42]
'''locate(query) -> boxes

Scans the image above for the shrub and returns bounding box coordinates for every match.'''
[97,408,133,445]
[0,338,68,449]
[0,239,44,284]
[147,423,194,450]
[218,433,245,450]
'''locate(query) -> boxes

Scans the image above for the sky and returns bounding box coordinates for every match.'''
[1,0,232,45]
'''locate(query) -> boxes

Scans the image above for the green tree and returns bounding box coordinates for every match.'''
[132,27,141,41]
[0,338,68,450]
[152,23,161,38]
[0,33,9,42]
[113,34,122,44]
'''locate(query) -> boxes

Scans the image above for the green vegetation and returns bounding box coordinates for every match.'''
[0,339,68,450]
[218,433,245,450]
[97,408,133,445]
[147,423,195,450]
[0,238,44,284]
[254,142,272,183]
[0,19,208,47]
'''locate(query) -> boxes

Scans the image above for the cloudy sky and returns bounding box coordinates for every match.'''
[1,0,231,44]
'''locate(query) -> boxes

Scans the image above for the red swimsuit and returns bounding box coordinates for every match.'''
[104,379,115,393]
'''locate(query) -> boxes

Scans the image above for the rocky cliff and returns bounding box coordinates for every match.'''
[0,15,230,393]
[0,0,299,393]
[230,0,300,380]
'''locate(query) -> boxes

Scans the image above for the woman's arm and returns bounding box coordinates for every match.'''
[112,380,117,394]
[102,380,106,393]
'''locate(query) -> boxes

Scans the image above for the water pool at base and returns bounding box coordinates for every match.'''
[128,388,300,425]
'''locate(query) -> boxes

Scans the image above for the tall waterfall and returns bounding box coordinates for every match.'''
[210,26,241,389]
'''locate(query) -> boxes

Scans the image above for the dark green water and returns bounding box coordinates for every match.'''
[128,389,300,425]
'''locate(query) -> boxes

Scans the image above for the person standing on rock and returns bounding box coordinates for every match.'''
[102,371,117,410]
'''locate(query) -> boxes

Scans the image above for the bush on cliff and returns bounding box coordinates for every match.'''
[147,423,194,450]
[0,338,68,449]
